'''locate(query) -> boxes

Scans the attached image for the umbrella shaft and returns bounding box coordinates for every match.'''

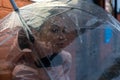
[10,0,19,11]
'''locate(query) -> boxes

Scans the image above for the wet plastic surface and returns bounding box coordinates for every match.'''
[1,0,120,80]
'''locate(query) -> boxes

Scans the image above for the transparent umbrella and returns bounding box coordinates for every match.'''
[0,0,120,80]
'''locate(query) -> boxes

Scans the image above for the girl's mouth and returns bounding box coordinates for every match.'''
[55,42,66,48]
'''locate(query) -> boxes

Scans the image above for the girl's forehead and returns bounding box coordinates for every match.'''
[46,14,76,29]
[50,15,66,23]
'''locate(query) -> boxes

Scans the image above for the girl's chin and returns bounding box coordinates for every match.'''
[52,47,64,53]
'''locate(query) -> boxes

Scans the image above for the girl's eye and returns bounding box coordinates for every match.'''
[62,29,67,33]
[51,28,59,33]
[51,24,60,33]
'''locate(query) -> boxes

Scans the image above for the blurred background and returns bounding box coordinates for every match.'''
[93,0,120,21]
[0,0,32,19]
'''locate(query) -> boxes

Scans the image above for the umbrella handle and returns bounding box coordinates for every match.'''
[10,0,19,12]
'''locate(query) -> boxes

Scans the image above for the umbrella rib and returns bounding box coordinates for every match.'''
[32,48,54,80]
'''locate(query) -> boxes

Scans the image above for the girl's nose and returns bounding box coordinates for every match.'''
[58,33,66,40]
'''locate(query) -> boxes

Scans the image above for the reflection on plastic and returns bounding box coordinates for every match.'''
[104,25,113,43]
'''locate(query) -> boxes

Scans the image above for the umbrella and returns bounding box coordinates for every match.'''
[0,0,120,80]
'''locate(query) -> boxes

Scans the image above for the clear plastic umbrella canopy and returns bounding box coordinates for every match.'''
[1,0,120,80]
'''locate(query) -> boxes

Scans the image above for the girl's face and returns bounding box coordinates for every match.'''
[34,14,77,53]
